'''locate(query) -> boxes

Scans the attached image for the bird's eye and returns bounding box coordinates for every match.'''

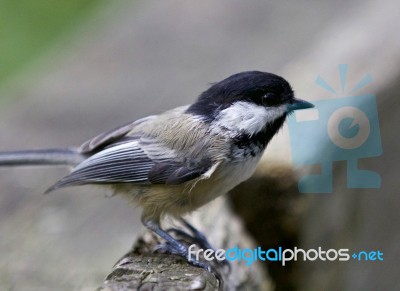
[262,93,280,106]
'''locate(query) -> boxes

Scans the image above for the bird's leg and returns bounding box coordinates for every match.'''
[167,218,214,250]
[181,218,215,249]
[143,219,186,254]
[142,219,222,276]
[167,218,231,272]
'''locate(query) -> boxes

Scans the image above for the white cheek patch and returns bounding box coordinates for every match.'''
[215,101,287,136]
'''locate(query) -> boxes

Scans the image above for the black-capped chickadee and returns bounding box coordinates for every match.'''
[0,71,313,272]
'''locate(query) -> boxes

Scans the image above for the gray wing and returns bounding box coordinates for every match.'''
[46,138,212,192]
[79,115,157,154]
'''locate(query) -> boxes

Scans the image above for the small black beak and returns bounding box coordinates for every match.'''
[287,98,314,112]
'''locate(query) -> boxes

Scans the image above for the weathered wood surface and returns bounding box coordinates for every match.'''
[98,197,274,291]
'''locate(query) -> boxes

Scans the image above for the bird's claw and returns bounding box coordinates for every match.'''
[167,223,232,273]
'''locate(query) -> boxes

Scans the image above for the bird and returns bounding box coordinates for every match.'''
[0,71,313,273]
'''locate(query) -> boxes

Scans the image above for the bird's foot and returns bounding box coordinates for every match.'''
[143,218,224,287]
[166,218,231,273]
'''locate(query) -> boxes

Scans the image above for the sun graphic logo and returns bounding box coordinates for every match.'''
[287,64,382,193]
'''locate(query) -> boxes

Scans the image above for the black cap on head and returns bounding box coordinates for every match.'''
[187,71,295,120]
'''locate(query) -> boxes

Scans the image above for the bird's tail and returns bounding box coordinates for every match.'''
[0,148,84,167]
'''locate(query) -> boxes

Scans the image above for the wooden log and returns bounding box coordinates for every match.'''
[97,196,274,291]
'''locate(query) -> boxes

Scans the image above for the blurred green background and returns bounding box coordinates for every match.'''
[0,0,104,101]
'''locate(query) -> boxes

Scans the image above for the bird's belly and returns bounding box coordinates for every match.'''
[188,155,262,210]
[115,155,262,219]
